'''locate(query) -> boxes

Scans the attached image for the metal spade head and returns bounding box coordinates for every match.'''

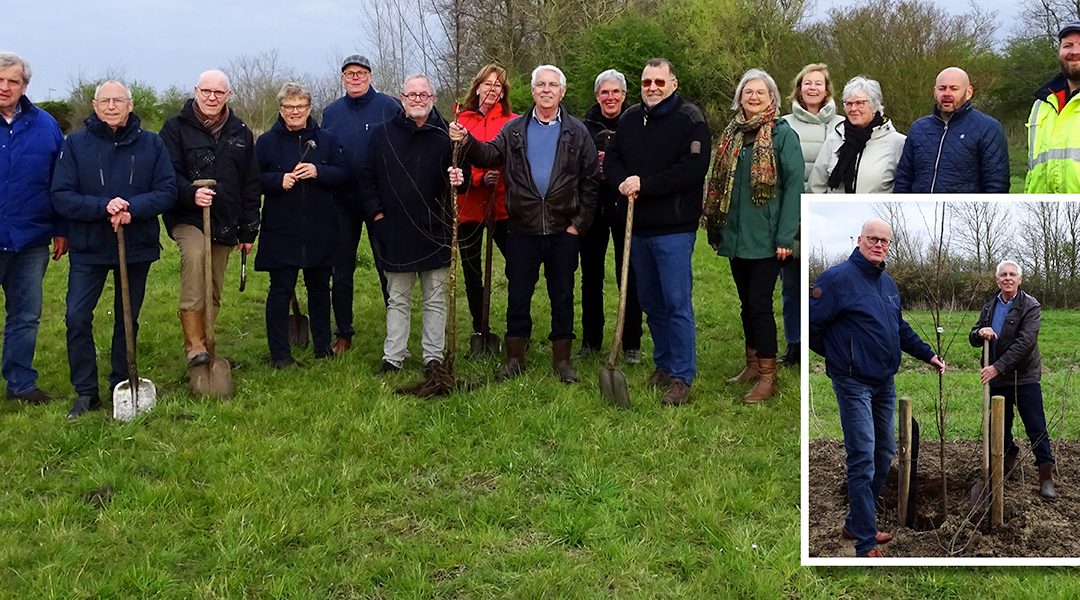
[469,331,501,357]
[189,357,234,398]
[112,377,157,421]
[598,363,630,409]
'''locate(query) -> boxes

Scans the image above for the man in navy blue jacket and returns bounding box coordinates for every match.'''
[810,218,945,558]
[51,80,176,419]
[893,67,1010,193]
[321,54,401,355]
[0,52,65,406]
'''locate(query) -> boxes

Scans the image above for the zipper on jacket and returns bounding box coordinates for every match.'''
[929,120,949,193]
[129,154,135,185]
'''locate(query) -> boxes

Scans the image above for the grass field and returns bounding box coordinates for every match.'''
[3,229,1073,597]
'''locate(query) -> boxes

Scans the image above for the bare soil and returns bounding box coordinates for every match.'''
[807,439,1079,557]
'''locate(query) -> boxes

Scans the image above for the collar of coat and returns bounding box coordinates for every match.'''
[84,111,143,144]
[848,246,886,278]
[583,102,624,130]
[932,99,973,122]
[1034,72,1080,112]
[790,98,838,124]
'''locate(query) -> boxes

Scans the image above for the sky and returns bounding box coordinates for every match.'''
[9,0,1026,103]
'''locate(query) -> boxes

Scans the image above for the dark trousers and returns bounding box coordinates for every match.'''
[268,267,332,361]
[780,255,800,346]
[459,219,508,332]
[65,260,151,396]
[991,381,1055,466]
[729,257,783,359]
[331,207,388,340]
[505,231,579,341]
[579,216,643,351]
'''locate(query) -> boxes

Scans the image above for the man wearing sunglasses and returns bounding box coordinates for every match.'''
[809,218,945,557]
[603,58,712,406]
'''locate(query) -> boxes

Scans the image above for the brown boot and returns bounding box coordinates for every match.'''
[744,357,778,403]
[552,339,578,383]
[179,310,210,367]
[1004,454,1018,480]
[495,336,528,382]
[728,347,759,384]
[1039,463,1057,499]
[661,380,692,406]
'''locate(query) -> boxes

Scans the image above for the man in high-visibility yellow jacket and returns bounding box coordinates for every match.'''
[1027,20,1080,193]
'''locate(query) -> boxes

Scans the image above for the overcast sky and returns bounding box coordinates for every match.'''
[9,0,1025,102]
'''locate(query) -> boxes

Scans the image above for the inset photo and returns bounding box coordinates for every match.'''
[803,197,1080,565]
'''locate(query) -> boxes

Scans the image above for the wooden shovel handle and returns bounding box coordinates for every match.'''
[117,225,138,386]
[203,204,215,353]
[605,193,636,368]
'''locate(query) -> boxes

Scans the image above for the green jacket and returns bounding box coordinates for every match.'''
[714,119,803,259]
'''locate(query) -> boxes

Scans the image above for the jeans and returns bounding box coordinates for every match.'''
[384,268,449,366]
[331,207,388,340]
[1,245,49,395]
[991,382,1055,466]
[579,216,643,351]
[831,374,896,556]
[65,260,152,396]
[631,231,696,384]
[780,256,799,346]
[459,219,507,332]
[505,231,579,341]
[729,257,783,359]
[267,267,332,361]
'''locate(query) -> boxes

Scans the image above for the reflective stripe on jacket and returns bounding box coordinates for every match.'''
[1026,74,1080,193]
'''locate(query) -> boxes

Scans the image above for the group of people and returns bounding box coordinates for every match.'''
[806,19,1080,558]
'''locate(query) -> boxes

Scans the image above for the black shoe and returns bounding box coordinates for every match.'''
[187,352,211,368]
[376,360,402,374]
[777,344,800,368]
[67,395,101,420]
[575,345,599,359]
[270,357,298,369]
[7,387,53,405]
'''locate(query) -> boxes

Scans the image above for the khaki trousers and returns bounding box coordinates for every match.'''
[172,224,232,323]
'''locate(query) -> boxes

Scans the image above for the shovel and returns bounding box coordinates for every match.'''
[599,193,636,409]
[970,338,991,508]
[470,185,501,355]
[112,225,157,421]
[289,294,310,348]
[189,185,234,398]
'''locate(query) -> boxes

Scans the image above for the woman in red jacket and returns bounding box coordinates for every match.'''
[456,64,517,352]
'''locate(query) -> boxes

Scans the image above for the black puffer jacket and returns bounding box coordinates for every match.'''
[254,116,347,270]
[969,290,1042,386]
[160,99,261,245]
[461,105,598,236]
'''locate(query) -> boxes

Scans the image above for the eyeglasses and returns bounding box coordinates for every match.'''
[533,81,562,89]
[641,78,671,88]
[197,88,230,99]
[997,271,1020,278]
[843,99,869,109]
[864,236,891,248]
[402,92,433,102]
[598,89,624,98]
[94,97,131,106]
[281,103,311,112]
[343,70,370,80]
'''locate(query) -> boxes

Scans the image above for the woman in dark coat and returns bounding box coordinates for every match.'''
[704,68,803,404]
[255,82,347,367]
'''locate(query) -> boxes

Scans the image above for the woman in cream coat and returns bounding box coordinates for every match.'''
[809,76,905,194]
[782,63,844,184]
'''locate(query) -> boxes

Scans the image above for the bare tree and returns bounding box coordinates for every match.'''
[950,202,1011,272]
[226,50,297,134]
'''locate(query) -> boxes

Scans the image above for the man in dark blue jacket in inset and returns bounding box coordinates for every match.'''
[0,52,65,406]
[894,67,1010,193]
[51,80,176,419]
[810,218,945,558]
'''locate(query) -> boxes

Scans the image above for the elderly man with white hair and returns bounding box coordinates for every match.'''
[450,64,599,384]
[160,69,261,369]
[808,76,906,193]
[969,259,1057,498]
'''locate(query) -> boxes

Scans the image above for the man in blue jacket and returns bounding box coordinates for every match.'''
[321,54,401,355]
[0,52,65,406]
[51,80,176,419]
[893,67,1010,193]
[810,218,945,558]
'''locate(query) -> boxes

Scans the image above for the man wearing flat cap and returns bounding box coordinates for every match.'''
[1027,20,1080,193]
[322,54,401,354]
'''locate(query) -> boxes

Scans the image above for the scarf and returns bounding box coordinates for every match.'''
[193,102,230,139]
[703,103,778,231]
[827,112,885,193]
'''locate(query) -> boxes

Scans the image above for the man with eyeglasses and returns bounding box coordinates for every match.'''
[0,52,65,408]
[359,74,465,380]
[51,80,176,419]
[448,64,598,384]
[969,260,1057,498]
[809,218,945,557]
[604,57,712,406]
[894,67,1009,193]
[160,69,260,369]
[322,54,402,355]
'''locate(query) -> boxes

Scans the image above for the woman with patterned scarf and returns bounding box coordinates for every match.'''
[704,68,803,404]
[808,76,906,194]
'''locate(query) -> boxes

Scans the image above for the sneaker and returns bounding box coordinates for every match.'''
[67,394,102,420]
[575,345,599,359]
[624,349,642,365]
[661,380,691,406]
[7,387,53,405]
[376,360,402,375]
